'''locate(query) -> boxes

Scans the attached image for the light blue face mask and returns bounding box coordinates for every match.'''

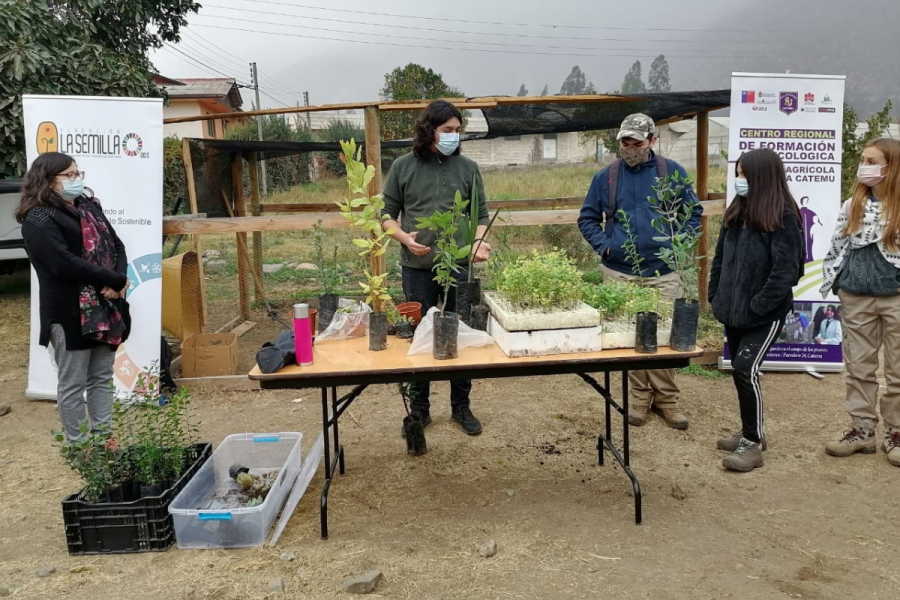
[59,178,84,201]
[436,132,460,156]
[734,177,749,197]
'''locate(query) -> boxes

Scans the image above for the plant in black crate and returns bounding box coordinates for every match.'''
[648,170,703,352]
[312,218,343,333]
[54,367,210,555]
[416,191,470,360]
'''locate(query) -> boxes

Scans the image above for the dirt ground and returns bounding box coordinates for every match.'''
[1,271,899,600]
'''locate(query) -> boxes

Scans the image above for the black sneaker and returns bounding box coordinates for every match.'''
[452,406,483,436]
[400,410,431,438]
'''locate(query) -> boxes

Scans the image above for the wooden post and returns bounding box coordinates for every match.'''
[696,111,711,310]
[364,105,385,312]
[248,154,263,300]
[181,138,208,330]
[232,156,251,320]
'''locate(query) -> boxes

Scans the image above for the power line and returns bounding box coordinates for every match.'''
[196,13,761,56]
[192,20,758,59]
[161,43,252,85]
[182,30,304,97]
[222,0,816,34]
[200,2,758,45]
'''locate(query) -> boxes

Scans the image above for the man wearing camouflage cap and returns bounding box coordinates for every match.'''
[578,113,703,430]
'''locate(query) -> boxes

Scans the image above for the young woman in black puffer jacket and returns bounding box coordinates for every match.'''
[708,148,805,473]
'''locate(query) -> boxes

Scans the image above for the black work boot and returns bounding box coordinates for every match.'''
[452,405,483,436]
[400,409,431,438]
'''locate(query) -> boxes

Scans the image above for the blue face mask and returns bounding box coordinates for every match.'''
[436,132,460,156]
[734,177,749,197]
[59,178,84,201]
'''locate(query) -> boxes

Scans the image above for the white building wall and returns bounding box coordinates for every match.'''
[163,102,204,139]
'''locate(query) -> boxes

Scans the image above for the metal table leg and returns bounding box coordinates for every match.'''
[578,371,643,525]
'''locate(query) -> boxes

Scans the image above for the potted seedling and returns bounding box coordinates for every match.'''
[618,210,658,354]
[416,192,471,360]
[336,139,394,351]
[649,171,703,352]
[457,176,502,330]
[53,367,210,555]
[494,249,584,313]
[312,219,343,332]
[398,382,427,455]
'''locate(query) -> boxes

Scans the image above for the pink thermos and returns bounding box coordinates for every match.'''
[293,303,314,367]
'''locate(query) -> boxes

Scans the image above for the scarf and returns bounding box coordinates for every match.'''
[820,198,900,298]
[73,197,127,345]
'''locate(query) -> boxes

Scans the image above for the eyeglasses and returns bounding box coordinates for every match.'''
[57,171,85,182]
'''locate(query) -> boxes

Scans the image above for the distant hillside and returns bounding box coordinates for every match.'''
[678,0,899,116]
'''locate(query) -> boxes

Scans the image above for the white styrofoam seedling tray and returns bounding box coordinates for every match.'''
[600,319,672,350]
[483,292,600,332]
[488,315,602,358]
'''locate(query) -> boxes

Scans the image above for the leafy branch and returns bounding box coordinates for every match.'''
[648,171,703,302]
[416,191,470,314]
[335,139,394,311]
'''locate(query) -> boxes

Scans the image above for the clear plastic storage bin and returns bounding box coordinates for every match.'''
[169,432,302,549]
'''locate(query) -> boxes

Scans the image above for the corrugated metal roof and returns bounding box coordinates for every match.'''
[165,79,236,98]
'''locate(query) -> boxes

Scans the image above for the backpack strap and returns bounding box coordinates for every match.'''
[655,154,668,179]
[606,159,622,220]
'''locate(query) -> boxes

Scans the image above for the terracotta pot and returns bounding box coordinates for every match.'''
[397,302,422,327]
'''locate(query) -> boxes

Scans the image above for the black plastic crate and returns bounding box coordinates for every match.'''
[62,443,212,555]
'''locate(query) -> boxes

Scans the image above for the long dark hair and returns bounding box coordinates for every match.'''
[413,100,463,159]
[724,148,800,232]
[14,152,74,223]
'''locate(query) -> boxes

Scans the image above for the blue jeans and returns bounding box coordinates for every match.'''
[401,267,472,411]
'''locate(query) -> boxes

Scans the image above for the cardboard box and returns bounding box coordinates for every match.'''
[181,333,238,378]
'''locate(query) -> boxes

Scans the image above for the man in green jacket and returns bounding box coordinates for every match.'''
[382,100,491,436]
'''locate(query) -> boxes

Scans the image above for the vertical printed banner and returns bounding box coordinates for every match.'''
[23,96,163,399]
[723,73,846,372]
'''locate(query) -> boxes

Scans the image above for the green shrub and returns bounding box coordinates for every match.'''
[496,249,583,311]
[318,119,364,177]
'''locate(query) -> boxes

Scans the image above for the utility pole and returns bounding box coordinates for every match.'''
[250,62,269,197]
[304,91,316,182]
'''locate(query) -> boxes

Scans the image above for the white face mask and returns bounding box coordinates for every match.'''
[734,178,749,197]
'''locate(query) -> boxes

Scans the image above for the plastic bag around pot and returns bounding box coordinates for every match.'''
[407,307,494,356]
[315,299,372,343]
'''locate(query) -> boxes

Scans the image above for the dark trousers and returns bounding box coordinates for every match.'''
[402,266,472,411]
[725,319,784,443]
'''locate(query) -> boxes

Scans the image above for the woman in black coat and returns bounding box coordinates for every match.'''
[16,152,130,441]
[708,148,805,472]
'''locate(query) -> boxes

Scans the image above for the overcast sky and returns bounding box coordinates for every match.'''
[149,0,898,114]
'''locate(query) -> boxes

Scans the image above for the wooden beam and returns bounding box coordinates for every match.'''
[181,137,208,330]
[248,155,263,300]
[696,111,711,310]
[163,200,728,235]
[231,320,257,338]
[162,94,652,125]
[259,197,588,214]
[364,105,385,313]
[231,158,251,320]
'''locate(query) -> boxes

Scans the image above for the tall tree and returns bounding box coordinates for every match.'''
[648,54,672,93]
[517,84,529,97]
[559,66,595,96]
[0,0,201,177]
[380,63,465,142]
[620,61,647,94]
[540,84,549,96]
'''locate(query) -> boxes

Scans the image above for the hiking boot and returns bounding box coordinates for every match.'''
[400,410,431,438]
[651,405,689,430]
[824,427,876,457]
[883,430,900,467]
[722,438,764,472]
[628,404,649,427]
[718,431,767,452]
[452,406,483,436]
